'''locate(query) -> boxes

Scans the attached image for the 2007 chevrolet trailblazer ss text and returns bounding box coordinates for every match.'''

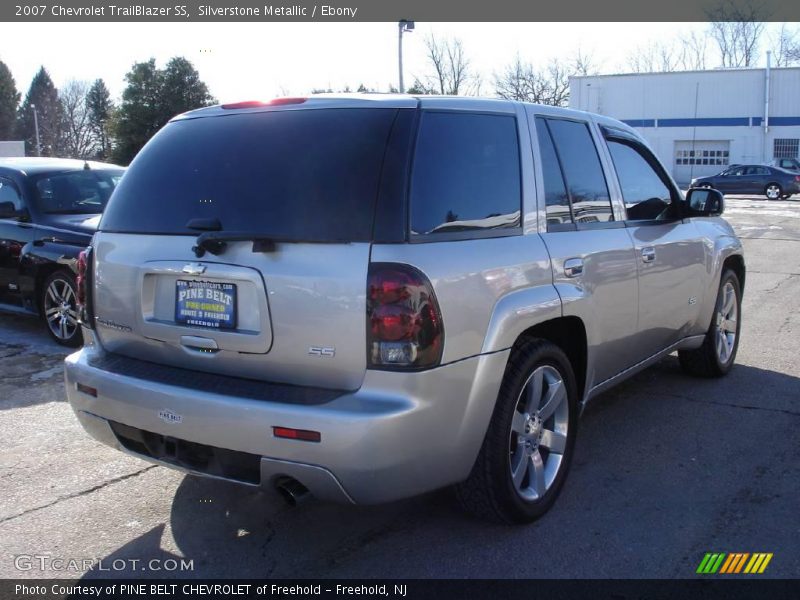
[64,95,744,523]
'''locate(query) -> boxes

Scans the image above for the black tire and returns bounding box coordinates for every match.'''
[41,270,83,347]
[678,269,741,378]
[764,183,782,200]
[455,339,578,524]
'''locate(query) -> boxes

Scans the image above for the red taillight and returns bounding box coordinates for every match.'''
[367,263,444,370]
[221,97,307,109]
[76,249,88,306]
[75,246,93,328]
[795,176,800,182]
[76,382,97,397]
[269,97,307,106]
[273,426,321,443]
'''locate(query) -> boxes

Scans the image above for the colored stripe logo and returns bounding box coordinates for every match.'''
[697,553,773,574]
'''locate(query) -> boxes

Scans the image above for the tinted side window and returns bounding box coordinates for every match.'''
[0,178,23,211]
[546,119,613,223]
[410,112,521,236]
[606,141,674,221]
[534,118,571,226]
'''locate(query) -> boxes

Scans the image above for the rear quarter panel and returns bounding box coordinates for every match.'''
[371,234,557,364]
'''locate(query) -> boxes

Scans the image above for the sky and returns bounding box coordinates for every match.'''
[0,22,793,103]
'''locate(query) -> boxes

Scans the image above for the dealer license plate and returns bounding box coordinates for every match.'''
[175,279,237,329]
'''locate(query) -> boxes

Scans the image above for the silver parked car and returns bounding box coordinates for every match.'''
[64,96,744,523]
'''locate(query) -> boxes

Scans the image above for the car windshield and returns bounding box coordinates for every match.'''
[34,169,125,215]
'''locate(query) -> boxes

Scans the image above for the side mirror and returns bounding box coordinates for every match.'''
[0,201,22,219]
[685,187,724,217]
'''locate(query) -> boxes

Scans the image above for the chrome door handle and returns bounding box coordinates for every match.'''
[641,247,656,263]
[564,258,584,278]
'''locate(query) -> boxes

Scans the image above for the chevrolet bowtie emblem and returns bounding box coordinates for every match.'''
[182,262,207,275]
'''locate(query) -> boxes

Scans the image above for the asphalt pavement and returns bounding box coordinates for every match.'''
[0,196,798,579]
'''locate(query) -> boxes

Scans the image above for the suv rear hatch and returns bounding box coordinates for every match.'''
[93,100,413,390]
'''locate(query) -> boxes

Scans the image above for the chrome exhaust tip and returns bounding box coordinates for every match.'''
[274,477,311,506]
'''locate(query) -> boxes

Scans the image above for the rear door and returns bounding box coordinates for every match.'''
[529,113,641,384]
[94,104,412,390]
[601,129,705,356]
[744,166,765,194]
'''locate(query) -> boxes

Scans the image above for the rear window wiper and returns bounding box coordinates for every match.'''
[192,231,277,257]
[192,231,353,257]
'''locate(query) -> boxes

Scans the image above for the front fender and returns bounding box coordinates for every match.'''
[696,219,744,332]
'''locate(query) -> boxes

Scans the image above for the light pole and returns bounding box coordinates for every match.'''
[31,103,41,157]
[99,118,107,159]
[398,19,414,93]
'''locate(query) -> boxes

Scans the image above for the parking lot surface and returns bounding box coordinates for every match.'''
[1,197,798,579]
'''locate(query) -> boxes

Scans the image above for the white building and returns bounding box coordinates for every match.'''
[569,66,800,185]
[0,141,25,157]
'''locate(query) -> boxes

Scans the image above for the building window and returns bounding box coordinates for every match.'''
[674,147,729,167]
[774,139,799,159]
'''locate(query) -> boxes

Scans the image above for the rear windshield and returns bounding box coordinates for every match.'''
[100,108,398,241]
[35,170,124,215]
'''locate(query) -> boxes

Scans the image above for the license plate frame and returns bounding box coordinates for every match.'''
[175,279,237,330]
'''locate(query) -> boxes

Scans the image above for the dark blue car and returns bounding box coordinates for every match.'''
[691,164,800,200]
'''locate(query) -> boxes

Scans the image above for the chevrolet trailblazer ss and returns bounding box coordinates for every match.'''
[65,96,744,523]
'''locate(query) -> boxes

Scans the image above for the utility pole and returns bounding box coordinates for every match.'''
[31,103,41,157]
[398,20,414,93]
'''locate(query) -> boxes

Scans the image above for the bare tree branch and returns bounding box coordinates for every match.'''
[494,53,591,106]
[626,41,682,73]
[677,31,709,70]
[770,24,800,66]
[60,80,95,159]
[571,48,601,76]
[706,0,767,67]
[415,34,481,95]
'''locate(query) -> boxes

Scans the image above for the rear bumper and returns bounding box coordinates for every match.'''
[64,336,509,504]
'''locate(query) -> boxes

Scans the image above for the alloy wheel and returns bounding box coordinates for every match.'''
[715,281,738,365]
[766,185,781,200]
[44,277,79,341]
[508,365,569,501]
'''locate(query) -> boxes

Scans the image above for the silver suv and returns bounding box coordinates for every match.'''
[64,96,744,523]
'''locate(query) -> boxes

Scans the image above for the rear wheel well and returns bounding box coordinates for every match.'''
[723,254,745,293]
[511,317,588,402]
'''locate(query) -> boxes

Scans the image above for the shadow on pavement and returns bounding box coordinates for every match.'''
[79,358,799,579]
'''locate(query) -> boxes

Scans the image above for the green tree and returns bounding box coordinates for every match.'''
[111,59,162,165]
[17,67,62,156]
[86,78,113,159]
[159,57,215,124]
[112,57,215,165]
[0,60,20,139]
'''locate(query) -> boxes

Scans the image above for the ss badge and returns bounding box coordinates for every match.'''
[308,346,335,358]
